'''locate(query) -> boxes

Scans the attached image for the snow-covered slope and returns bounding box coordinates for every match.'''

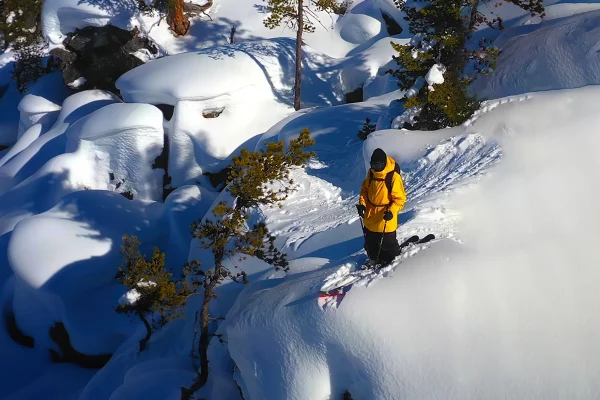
[226,86,600,400]
[474,7,600,99]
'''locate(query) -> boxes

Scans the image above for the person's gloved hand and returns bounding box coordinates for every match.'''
[356,204,366,218]
[383,210,393,221]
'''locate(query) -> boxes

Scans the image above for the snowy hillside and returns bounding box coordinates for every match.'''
[2,0,600,399]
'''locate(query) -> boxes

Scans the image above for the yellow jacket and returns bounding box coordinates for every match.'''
[359,156,407,233]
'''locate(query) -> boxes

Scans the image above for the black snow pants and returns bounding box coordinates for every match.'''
[363,227,401,266]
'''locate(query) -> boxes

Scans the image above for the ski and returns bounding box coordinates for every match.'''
[319,233,437,299]
[416,233,435,244]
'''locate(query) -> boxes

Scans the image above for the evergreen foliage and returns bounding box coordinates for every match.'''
[181,128,316,399]
[0,0,54,92]
[116,235,202,352]
[389,0,543,130]
[357,117,376,141]
[263,0,345,31]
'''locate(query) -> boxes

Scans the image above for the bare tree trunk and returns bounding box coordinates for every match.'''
[294,0,304,111]
[168,0,190,36]
[138,313,152,352]
[468,0,481,33]
[181,252,223,400]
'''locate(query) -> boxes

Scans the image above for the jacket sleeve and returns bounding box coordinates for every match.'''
[359,174,369,207]
[388,172,406,216]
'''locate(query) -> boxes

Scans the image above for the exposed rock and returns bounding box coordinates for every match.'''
[49,322,112,369]
[345,85,364,104]
[4,312,34,348]
[381,12,403,36]
[50,25,158,95]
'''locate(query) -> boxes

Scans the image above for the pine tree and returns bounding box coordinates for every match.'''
[181,128,316,399]
[262,0,344,110]
[389,0,543,130]
[116,235,202,352]
[357,117,376,141]
[0,0,53,92]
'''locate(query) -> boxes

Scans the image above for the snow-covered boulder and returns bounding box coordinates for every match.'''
[159,184,217,266]
[117,42,293,186]
[64,102,165,200]
[339,36,409,98]
[338,13,382,44]
[8,190,162,353]
[17,94,61,139]
[42,0,138,47]
[0,72,69,147]
[0,90,120,195]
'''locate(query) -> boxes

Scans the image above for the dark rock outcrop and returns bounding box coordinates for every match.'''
[50,25,158,95]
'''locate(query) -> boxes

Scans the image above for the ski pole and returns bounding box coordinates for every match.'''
[375,219,388,266]
[355,204,368,244]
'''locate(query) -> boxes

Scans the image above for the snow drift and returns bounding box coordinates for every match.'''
[474,9,600,99]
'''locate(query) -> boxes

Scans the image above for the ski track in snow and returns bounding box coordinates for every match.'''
[265,132,501,259]
[318,240,435,310]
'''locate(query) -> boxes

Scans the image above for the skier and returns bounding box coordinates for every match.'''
[356,148,406,267]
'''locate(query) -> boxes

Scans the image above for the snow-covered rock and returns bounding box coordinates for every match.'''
[64,102,165,200]
[0,72,69,147]
[117,42,293,186]
[42,0,138,46]
[8,190,162,353]
[339,36,410,96]
[17,94,61,139]
[338,13,382,44]
[0,90,120,196]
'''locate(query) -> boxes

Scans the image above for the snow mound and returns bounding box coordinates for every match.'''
[0,90,120,196]
[0,72,69,147]
[159,184,217,266]
[339,36,410,96]
[473,10,600,99]
[42,0,138,46]
[116,47,271,104]
[338,13,382,44]
[8,190,161,353]
[65,102,165,200]
[17,94,61,139]
[118,41,294,185]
